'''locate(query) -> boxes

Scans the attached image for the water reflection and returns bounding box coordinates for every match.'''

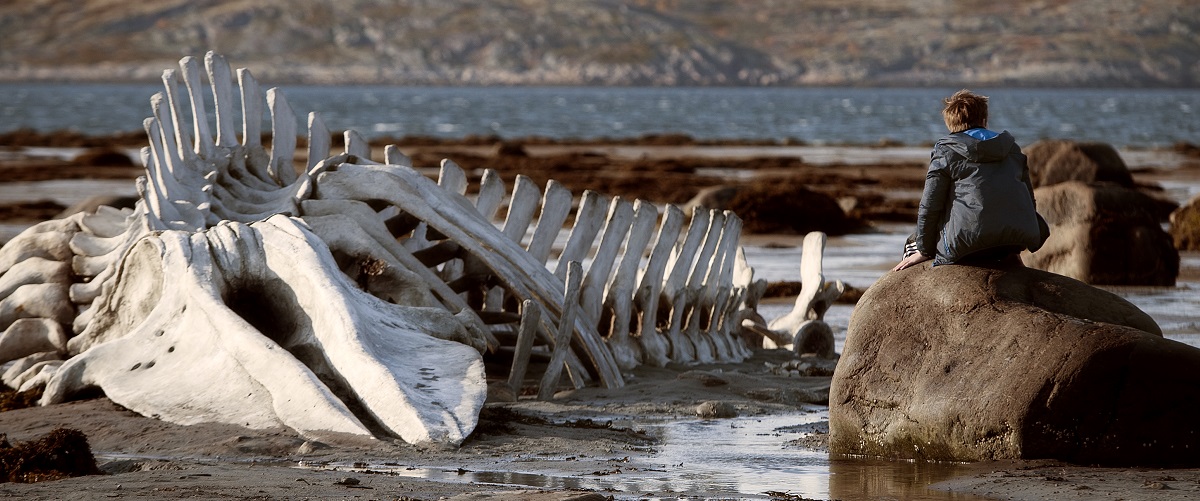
[644,414,831,496]
[304,413,998,500]
[828,456,994,501]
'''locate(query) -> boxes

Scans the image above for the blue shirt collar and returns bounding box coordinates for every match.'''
[963,127,999,141]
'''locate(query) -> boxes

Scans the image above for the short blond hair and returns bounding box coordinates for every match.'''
[942,89,988,133]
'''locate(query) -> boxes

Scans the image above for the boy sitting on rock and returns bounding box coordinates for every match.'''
[893,89,1049,271]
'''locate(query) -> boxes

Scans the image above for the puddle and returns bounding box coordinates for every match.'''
[623,413,833,498]
[301,412,995,500]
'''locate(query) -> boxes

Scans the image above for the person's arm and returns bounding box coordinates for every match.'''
[1015,149,1037,202]
[913,145,952,257]
[894,147,951,271]
[1014,149,1051,250]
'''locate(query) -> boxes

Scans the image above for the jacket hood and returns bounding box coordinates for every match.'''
[938,130,1015,163]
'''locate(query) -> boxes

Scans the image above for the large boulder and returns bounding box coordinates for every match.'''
[1025,181,1178,285]
[830,262,1200,466]
[1024,139,1177,220]
[1170,194,1200,251]
[689,179,858,235]
[1024,139,1134,188]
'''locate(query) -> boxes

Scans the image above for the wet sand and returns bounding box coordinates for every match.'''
[1,135,1200,500]
[0,349,840,500]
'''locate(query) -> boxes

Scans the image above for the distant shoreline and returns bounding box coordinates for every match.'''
[5,75,1199,90]
[4,127,1199,154]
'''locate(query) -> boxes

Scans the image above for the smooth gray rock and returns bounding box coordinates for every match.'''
[831,262,1200,466]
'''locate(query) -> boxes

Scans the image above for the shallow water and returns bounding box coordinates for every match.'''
[307,412,994,500]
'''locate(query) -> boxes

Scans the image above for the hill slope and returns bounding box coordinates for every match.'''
[0,0,1196,87]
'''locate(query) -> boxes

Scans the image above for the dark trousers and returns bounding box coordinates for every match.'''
[903,233,1022,266]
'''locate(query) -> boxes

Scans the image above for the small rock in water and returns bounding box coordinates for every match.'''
[696,401,737,419]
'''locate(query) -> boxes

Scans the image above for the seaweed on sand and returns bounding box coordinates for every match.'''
[0,428,102,483]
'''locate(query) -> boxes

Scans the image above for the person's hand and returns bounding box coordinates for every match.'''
[892,252,931,271]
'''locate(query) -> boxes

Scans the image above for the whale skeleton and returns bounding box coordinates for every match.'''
[0,53,840,446]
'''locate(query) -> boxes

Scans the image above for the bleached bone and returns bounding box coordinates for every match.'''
[683,210,726,363]
[0,258,71,299]
[313,163,622,388]
[15,360,61,393]
[345,130,371,160]
[267,89,299,186]
[540,261,583,400]
[384,144,412,167]
[484,175,541,311]
[0,52,844,445]
[78,206,133,238]
[525,180,573,262]
[707,213,749,361]
[693,213,738,362]
[308,113,331,171]
[45,217,484,444]
[475,170,507,221]
[204,53,239,149]
[0,221,78,267]
[603,200,659,370]
[5,361,53,393]
[633,204,685,367]
[764,232,845,355]
[456,169,507,305]
[554,191,609,279]
[0,318,67,365]
[2,351,60,389]
[506,300,541,394]
[297,207,493,352]
[580,198,635,324]
[0,55,492,445]
[1,284,73,332]
[661,208,713,363]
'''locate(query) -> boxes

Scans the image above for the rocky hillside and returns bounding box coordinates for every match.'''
[1,0,1196,87]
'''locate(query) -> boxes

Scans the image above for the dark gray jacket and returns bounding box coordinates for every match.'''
[914,129,1048,265]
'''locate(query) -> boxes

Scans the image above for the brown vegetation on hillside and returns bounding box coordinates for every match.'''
[0,1,1196,87]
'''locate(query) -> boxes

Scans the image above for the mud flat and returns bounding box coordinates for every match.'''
[1,135,1199,500]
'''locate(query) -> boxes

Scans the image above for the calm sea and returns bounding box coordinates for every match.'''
[1,84,1197,148]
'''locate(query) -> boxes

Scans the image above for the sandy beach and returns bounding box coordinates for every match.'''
[2,133,1199,500]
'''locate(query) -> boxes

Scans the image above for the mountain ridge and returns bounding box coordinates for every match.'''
[1,0,1196,87]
